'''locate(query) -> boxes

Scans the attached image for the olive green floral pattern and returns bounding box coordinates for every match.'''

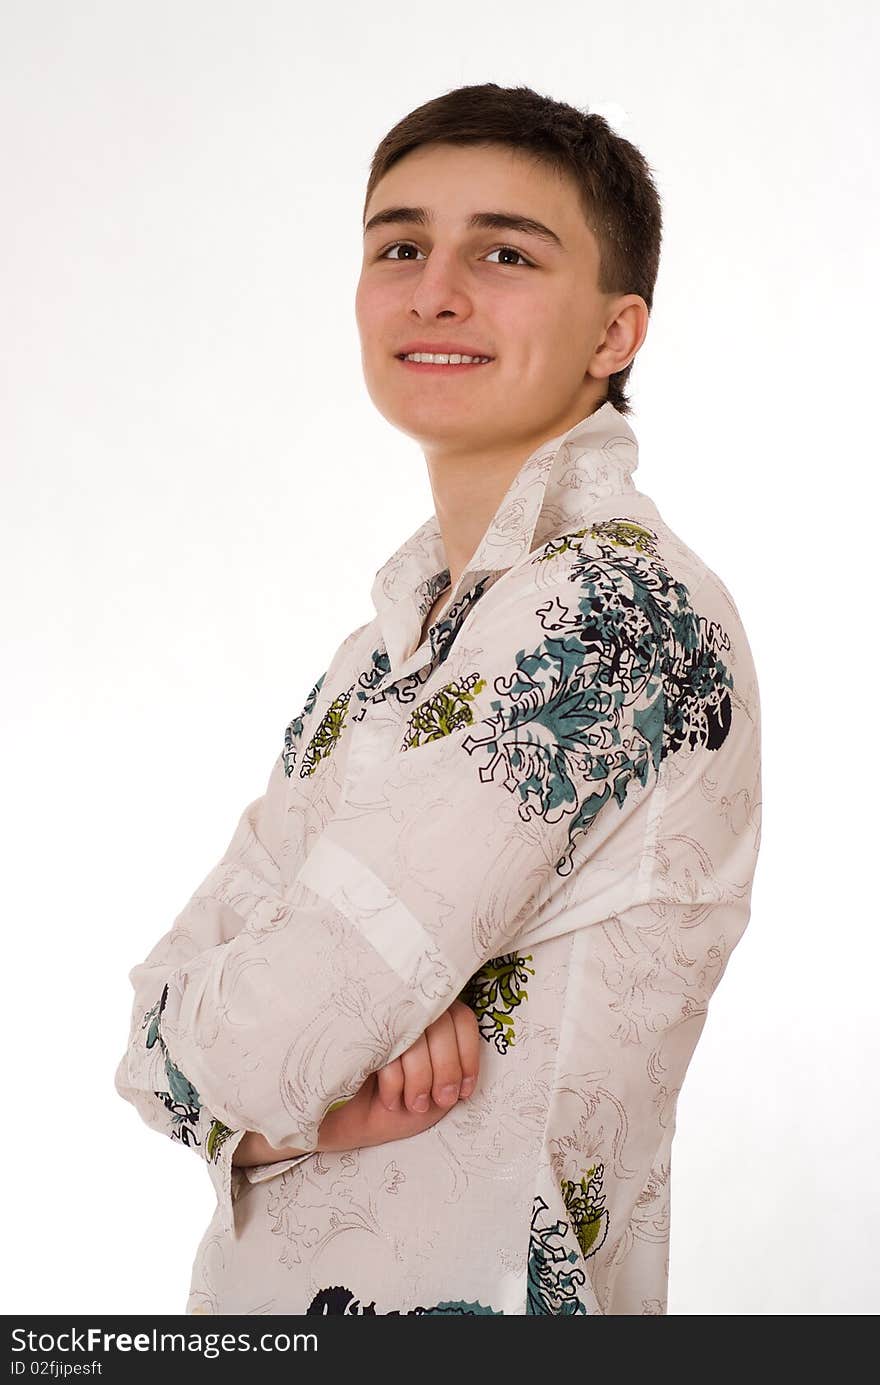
[457,952,535,1054]
[299,687,353,777]
[537,516,660,563]
[401,673,487,749]
[562,1164,609,1259]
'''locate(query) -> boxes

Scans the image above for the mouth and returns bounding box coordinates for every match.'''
[395,354,495,373]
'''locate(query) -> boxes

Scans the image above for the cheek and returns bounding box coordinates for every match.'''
[354,277,387,332]
[353,279,372,332]
[496,295,560,362]
[356,286,406,371]
[500,321,586,402]
[505,322,563,385]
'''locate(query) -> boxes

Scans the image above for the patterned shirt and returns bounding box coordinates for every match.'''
[114,400,762,1316]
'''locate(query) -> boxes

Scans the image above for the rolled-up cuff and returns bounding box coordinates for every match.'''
[244,1152,316,1186]
[202,1122,249,1235]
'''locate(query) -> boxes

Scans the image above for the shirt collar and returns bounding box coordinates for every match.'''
[370,399,641,674]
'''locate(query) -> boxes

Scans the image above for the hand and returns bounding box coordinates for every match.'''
[374,997,479,1113]
[232,999,481,1165]
[319,998,481,1152]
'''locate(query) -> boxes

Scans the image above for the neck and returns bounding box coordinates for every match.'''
[423,392,607,590]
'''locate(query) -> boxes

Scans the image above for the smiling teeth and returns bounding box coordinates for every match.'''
[402,353,492,364]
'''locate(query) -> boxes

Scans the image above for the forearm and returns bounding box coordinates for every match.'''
[230,1012,478,1169]
[231,1094,354,1167]
[232,1129,308,1167]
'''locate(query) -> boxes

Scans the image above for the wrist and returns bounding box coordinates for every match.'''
[232,1130,310,1166]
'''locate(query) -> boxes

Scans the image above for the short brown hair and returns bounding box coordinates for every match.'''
[363,83,663,417]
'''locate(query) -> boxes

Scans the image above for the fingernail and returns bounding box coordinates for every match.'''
[460,1077,475,1097]
[413,1093,429,1111]
[439,1084,459,1103]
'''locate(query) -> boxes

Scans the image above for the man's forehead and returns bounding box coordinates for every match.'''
[364,145,587,248]
[377,139,548,180]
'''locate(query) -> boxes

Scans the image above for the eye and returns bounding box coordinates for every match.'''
[376,241,535,267]
[484,245,535,267]
[378,242,425,261]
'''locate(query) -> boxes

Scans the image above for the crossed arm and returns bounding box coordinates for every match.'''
[231,997,481,1166]
[117,571,667,1218]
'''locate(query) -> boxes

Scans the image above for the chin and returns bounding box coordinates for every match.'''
[399,398,492,439]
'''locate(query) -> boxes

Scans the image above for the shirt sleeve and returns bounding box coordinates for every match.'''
[113,1000,253,1235]
[114,673,328,1234]
[150,572,670,1154]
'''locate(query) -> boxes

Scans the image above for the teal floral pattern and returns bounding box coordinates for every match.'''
[142,984,236,1167]
[282,670,326,777]
[305,1285,503,1315]
[395,529,734,881]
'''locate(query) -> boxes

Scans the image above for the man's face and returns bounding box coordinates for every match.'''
[355,140,642,456]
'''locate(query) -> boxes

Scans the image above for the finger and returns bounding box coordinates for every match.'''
[449,999,481,1096]
[362,1078,455,1149]
[376,1057,405,1111]
[424,1009,464,1107]
[399,1031,434,1113]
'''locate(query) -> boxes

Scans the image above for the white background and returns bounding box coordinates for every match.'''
[3,0,877,1315]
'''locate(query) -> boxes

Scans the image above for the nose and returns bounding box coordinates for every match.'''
[407,248,473,320]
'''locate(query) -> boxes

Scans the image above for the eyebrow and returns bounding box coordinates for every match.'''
[363,205,565,251]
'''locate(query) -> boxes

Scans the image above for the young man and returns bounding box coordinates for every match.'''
[115,84,762,1316]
